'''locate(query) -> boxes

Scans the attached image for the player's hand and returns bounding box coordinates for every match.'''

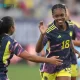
[78,53,80,58]
[49,56,63,65]
[39,21,48,35]
[74,49,80,58]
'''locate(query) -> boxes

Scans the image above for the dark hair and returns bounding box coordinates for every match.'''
[52,4,66,14]
[0,16,14,35]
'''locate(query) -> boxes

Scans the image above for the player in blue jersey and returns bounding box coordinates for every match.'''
[36,4,80,80]
[0,16,63,80]
[65,7,80,80]
[39,5,80,80]
[67,20,78,80]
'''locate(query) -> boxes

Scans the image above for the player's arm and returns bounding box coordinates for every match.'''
[9,40,63,65]
[72,45,80,58]
[36,34,45,53]
[70,40,80,58]
[72,40,80,46]
[72,24,80,46]
[40,42,50,57]
[36,21,48,53]
[18,50,63,65]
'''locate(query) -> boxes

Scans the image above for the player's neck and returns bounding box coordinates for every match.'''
[55,22,67,31]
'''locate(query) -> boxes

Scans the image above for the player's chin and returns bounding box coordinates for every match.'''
[58,24,63,27]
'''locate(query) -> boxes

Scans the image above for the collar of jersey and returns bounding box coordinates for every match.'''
[53,21,69,31]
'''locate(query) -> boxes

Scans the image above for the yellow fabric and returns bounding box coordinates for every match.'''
[46,25,56,33]
[40,72,44,79]
[25,0,34,8]
[56,68,71,77]
[71,64,78,77]
[42,72,56,80]
[46,41,50,52]
[3,41,11,64]
[72,21,80,28]
[68,20,80,28]
[4,0,17,4]
[40,68,71,80]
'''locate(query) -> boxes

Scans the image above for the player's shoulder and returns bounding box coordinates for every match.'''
[72,21,80,28]
[67,20,75,26]
[67,21,75,30]
[46,22,57,33]
[68,20,80,28]
[1,35,13,47]
[4,35,15,44]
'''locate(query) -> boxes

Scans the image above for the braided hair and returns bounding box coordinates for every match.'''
[52,4,66,14]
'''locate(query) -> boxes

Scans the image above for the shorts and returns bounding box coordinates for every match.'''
[71,64,78,77]
[40,68,71,80]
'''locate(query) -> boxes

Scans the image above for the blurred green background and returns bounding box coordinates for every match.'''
[8,64,41,80]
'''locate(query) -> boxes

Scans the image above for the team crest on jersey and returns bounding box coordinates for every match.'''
[69,31,73,37]
[57,35,61,38]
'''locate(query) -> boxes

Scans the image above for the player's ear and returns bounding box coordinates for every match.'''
[9,26,15,35]
[65,13,67,18]
[52,13,54,19]
[10,26,14,31]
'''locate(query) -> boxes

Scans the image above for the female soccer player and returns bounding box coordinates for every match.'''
[36,4,78,80]
[0,16,63,80]
[66,7,80,80]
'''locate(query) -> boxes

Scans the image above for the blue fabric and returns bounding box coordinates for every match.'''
[0,74,8,80]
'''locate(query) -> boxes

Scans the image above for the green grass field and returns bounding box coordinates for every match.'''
[7,64,80,80]
[8,64,41,80]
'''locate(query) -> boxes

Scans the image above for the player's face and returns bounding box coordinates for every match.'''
[52,8,66,26]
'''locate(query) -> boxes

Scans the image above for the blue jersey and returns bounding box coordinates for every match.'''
[68,21,78,64]
[40,21,74,73]
[0,34,24,74]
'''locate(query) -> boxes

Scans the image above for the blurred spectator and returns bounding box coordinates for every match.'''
[0,0,3,3]
[4,0,17,4]
[59,0,66,3]
[33,0,59,19]
[4,0,17,10]
[18,0,34,17]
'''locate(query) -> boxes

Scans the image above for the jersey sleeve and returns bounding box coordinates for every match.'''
[43,22,54,46]
[42,33,51,46]
[9,39,24,56]
[72,25,77,40]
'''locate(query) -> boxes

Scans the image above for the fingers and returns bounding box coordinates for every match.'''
[53,56,63,61]
[56,59,63,65]
[39,21,43,28]
[56,61,63,65]
[56,59,63,62]
[53,56,59,58]
[54,56,63,65]
[40,21,43,26]
[51,56,63,65]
